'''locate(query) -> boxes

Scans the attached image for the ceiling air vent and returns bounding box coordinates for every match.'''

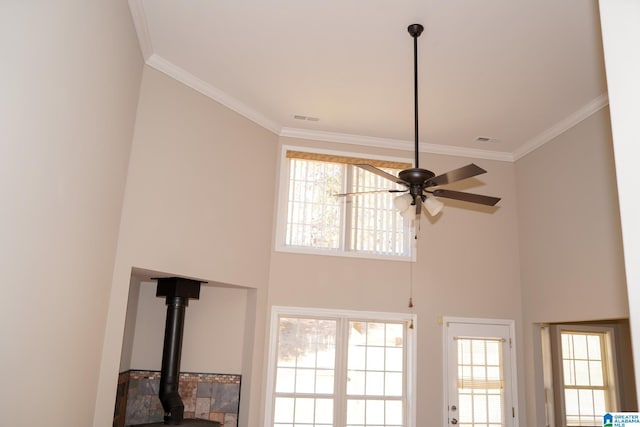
[293,115,319,121]
[475,136,498,143]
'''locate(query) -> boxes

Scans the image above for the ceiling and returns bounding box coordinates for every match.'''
[129,0,608,161]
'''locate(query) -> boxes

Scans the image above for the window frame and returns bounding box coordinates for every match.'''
[548,324,620,427]
[275,145,415,261]
[264,306,418,427]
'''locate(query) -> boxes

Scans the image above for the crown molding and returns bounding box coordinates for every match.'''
[129,18,609,164]
[279,128,515,162]
[146,54,281,134]
[128,0,153,60]
[512,93,609,161]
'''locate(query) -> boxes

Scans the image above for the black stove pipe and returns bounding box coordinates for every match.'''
[159,295,188,424]
[155,277,203,425]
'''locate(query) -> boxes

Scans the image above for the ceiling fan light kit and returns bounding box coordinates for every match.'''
[340,23,500,217]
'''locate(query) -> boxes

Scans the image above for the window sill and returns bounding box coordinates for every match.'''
[274,244,414,262]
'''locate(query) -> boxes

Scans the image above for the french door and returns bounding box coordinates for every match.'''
[443,318,518,427]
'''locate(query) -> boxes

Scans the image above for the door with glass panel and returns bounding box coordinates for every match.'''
[444,318,518,427]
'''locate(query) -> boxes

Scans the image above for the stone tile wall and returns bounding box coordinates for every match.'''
[114,370,240,426]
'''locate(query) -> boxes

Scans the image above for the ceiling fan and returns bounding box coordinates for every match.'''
[339,24,500,216]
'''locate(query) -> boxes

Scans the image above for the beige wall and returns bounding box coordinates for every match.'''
[120,276,143,372]
[93,67,279,426]
[0,1,143,426]
[1,3,629,426]
[515,106,628,427]
[269,137,523,426]
[124,281,248,374]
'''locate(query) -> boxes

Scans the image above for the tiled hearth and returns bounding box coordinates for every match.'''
[114,370,241,427]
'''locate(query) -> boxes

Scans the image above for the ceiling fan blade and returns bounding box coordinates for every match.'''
[334,189,407,197]
[431,189,501,206]
[355,164,408,185]
[427,163,487,187]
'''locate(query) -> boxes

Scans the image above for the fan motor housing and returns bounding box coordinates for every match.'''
[399,168,435,185]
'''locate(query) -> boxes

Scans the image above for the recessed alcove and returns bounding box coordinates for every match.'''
[115,269,255,426]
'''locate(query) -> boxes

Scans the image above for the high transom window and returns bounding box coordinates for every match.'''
[276,148,413,259]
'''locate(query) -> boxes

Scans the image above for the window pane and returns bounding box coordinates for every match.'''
[589,361,604,387]
[573,335,588,360]
[365,371,384,395]
[456,338,505,427]
[283,154,411,257]
[587,335,602,360]
[347,399,365,425]
[348,370,365,395]
[315,399,333,424]
[366,322,385,346]
[472,340,486,365]
[350,167,407,256]
[276,367,295,393]
[385,372,403,396]
[386,348,403,372]
[349,345,366,370]
[294,398,315,423]
[365,400,385,424]
[593,390,606,416]
[386,400,403,425]
[366,347,385,371]
[285,159,342,249]
[561,331,611,427]
[272,312,409,427]
[386,324,403,347]
[574,360,590,386]
[316,369,334,394]
[565,389,579,419]
[274,397,295,423]
[295,368,314,393]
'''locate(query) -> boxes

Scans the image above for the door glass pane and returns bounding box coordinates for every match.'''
[456,338,505,427]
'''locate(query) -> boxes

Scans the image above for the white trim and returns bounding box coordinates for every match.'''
[145,54,282,134]
[128,0,153,60]
[271,305,418,321]
[442,317,519,427]
[264,306,417,427]
[280,127,514,162]
[133,43,609,162]
[512,93,610,160]
[280,127,412,152]
[127,10,609,162]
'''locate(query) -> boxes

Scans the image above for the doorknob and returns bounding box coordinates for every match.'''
[451,418,458,424]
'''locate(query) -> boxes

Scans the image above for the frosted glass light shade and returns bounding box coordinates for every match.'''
[393,194,412,213]
[424,196,444,216]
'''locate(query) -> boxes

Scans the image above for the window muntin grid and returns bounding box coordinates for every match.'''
[346,321,405,427]
[560,332,609,426]
[349,167,408,256]
[283,155,410,258]
[286,159,343,249]
[456,338,505,427]
[271,315,409,427]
